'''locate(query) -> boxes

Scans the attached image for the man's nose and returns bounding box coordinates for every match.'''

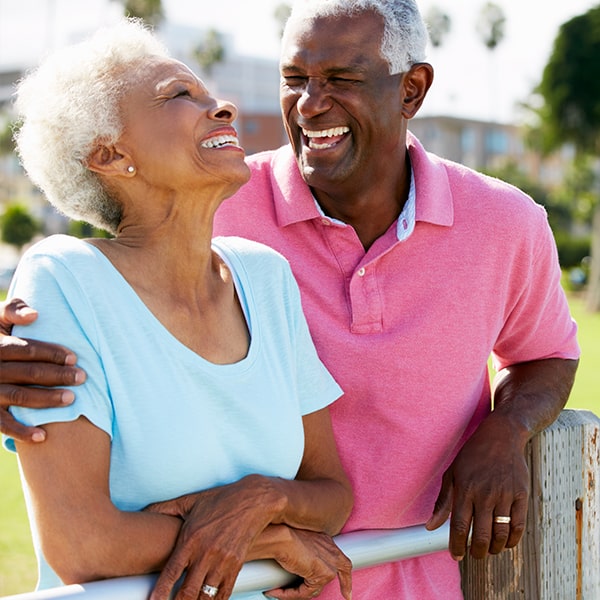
[297,78,332,117]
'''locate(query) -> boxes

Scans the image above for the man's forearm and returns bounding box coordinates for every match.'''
[492,357,579,445]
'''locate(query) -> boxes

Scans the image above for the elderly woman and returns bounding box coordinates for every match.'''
[2,19,353,600]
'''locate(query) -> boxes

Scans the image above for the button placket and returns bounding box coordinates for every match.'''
[349,264,382,333]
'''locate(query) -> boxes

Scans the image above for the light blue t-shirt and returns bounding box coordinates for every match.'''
[4,234,342,596]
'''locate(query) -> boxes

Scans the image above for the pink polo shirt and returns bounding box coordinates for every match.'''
[214,133,580,599]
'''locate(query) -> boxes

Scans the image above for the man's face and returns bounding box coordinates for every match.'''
[279,10,407,193]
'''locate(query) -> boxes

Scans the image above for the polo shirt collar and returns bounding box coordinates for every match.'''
[407,131,454,227]
[270,133,454,229]
[270,145,321,227]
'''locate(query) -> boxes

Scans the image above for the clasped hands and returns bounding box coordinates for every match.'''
[143,475,353,600]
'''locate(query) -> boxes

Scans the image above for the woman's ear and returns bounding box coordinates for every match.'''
[401,62,434,119]
[86,143,133,178]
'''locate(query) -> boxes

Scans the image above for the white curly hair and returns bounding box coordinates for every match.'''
[284,0,429,74]
[13,18,169,234]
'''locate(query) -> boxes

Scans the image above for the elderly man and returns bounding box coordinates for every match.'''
[0,1,579,598]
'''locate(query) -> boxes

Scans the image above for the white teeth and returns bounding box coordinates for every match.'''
[201,134,240,149]
[302,126,349,138]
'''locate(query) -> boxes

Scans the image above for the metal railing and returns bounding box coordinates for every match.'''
[1,523,450,599]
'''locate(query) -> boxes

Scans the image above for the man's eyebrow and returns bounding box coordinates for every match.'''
[325,65,367,76]
[280,64,367,76]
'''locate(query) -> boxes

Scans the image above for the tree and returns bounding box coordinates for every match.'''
[0,203,40,249]
[0,120,16,156]
[193,29,225,77]
[534,7,600,155]
[121,0,164,27]
[476,2,506,120]
[425,6,451,48]
[476,2,506,50]
[68,220,112,239]
[532,6,600,311]
[274,3,292,39]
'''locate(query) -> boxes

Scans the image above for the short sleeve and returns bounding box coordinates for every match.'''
[492,214,580,370]
[3,245,113,453]
[282,259,343,416]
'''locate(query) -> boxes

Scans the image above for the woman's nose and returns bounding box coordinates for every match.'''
[210,99,238,122]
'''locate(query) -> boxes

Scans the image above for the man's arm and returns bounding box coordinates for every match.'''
[426,357,579,560]
[0,298,85,442]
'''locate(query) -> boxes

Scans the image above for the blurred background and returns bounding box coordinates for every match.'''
[0,0,599,596]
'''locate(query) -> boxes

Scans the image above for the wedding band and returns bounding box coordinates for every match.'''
[201,584,219,598]
[494,515,511,524]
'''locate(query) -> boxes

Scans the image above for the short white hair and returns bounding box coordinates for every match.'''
[284,0,429,74]
[13,18,169,234]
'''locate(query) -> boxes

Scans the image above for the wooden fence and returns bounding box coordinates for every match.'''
[461,409,600,599]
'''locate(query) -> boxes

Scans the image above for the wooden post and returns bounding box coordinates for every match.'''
[460,409,600,599]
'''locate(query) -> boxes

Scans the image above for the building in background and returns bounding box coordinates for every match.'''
[407,115,574,191]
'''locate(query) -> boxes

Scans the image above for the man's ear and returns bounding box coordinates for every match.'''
[401,62,434,119]
[86,143,132,177]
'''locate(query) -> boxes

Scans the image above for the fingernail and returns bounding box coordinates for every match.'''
[64,353,77,366]
[73,370,86,384]
[61,391,75,404]
[32,430,46,442]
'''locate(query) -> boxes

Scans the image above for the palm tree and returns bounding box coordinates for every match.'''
[476,2,506,50]
[193,29,226,77]
[274,3,292,39]
[425,6,451,49]
[121,0,164,27]
[476,2,506,120]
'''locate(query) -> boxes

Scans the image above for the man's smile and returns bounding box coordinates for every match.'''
[302,126,350,150]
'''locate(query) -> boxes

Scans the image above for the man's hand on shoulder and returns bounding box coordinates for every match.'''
[0,298,85,443]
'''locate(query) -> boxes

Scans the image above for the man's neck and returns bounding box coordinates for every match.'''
[312,156,412,250]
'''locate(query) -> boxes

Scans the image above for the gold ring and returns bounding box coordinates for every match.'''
[494,515,511,524]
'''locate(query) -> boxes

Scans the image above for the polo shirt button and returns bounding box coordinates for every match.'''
[321,218,330,226]
[357,267,366,277]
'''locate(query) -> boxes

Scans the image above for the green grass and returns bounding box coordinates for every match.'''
[0,292,598,595]
[564,293,600,414]
[0,453,37,595]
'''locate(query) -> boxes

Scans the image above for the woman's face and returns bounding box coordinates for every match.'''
[116,57,250,199]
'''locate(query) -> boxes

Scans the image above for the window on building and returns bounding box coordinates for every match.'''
[484,129,508,154]
[461,128,475,154]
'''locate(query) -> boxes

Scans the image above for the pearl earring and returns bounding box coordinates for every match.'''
[127,166,135,174]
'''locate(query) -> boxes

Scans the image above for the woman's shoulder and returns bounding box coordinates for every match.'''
[16,234,111,286]
[213,235,289,266]
[22,234,95,261]
[212,236,296,293]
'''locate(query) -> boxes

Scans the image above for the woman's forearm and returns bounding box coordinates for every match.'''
[39,499,182,584]
[15,418,183,585]
[267,408,354,535]
[265,475,353,535]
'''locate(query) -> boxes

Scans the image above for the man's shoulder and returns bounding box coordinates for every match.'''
[245,146,289,173]
[416,143,544,213]
[246,148,278,168]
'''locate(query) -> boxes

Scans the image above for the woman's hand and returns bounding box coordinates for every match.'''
[145,406,353,600]
[264,527,352,600]
[0,298,85,442]
[145,476,284,600]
